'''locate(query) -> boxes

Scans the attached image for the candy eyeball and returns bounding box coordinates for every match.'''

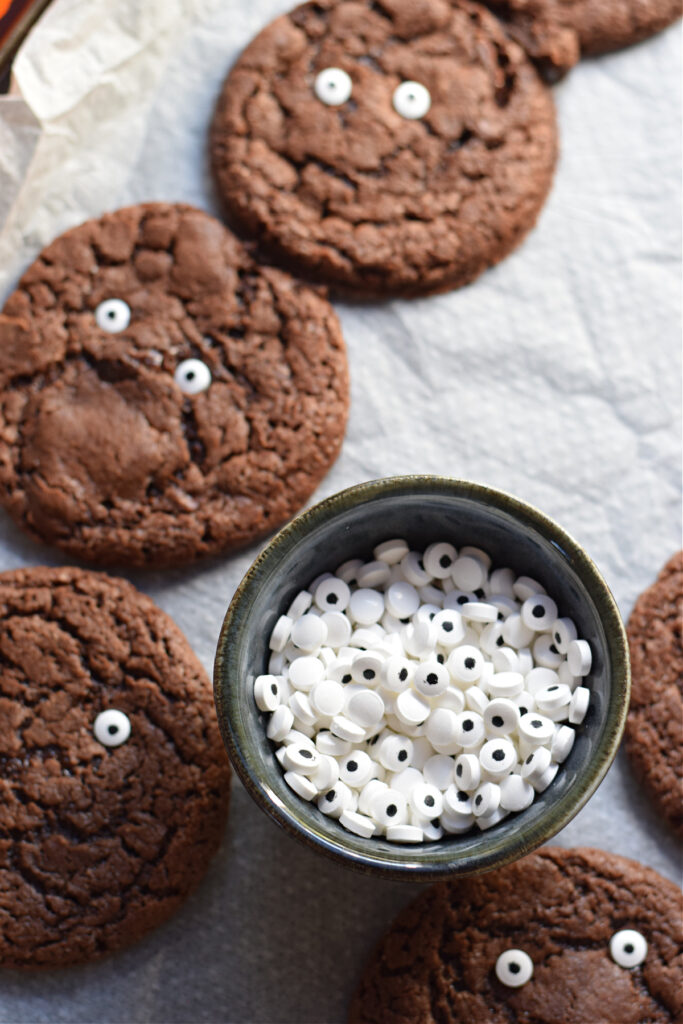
[174,358,212,395]
[93,709,131,748]
[314,67,353,106]
[95,298,131,333]
[495,948,534,987]
[609,929,648,968]
[392,81,431,120]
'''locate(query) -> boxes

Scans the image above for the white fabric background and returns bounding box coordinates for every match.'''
[0,0,680,1020]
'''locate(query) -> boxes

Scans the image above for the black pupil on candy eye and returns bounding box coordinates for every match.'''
[526,754,533,764]
[463,720,473,731]
[548,686,558,691]
[301,749,313,758]
[271,684,278,695]
[549,644,559,654]
[363,669,375,679]
[496,636,505,647]
[555,633,561,643]
[398,750,408,762]
[492,749,505,761]
[439,555,451,568]
[326,790,335,801]
[186,370,195,381]
[457,596,468,605]
[342,674,352,683]
[475,589,485,599]
[456,765,463,776]
[509,962,521,975]
[457,791,468,802]
[492,716,504,727]
[427,673,438,685]
[107,310,116,319]
[431,818,440,827]
[387,804,397,816]
[437,654,444,663]
[425,795,435,807]
[624,943,634,954]
[520,707,528,715]
[475,795,482,806]
[327,593,338,604]
[347,760,358,771]
[108,724,118,735]
[465,658,475,669]
[399,668,408,681]
[532,605,545,618]
[532,720,542,727]
[443,621,453,632]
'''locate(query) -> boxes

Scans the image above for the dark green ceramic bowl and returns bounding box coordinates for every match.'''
[214,476,629,880]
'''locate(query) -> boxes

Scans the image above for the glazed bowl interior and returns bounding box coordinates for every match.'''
[214,477,629,880]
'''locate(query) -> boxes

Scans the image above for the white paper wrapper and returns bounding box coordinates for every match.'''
[0,0,680,1020]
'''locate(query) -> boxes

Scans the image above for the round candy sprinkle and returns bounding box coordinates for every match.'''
[95,298,130,333]
[314,67,352,106]
[495,949,534,987]
[392,81,431,120]
[93,709,131,747]
[609,929,648,968]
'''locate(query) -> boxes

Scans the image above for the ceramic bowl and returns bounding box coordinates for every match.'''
[214,476,629,880]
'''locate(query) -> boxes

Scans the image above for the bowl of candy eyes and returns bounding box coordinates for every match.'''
[214,476,629,879]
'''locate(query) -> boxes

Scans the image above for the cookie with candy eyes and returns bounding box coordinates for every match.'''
[0,566,231,967]
[625,552,683,839]
[0,202,348,567]
[210,0,557,297]
[481,0,682,81]
[349,846,683,1023]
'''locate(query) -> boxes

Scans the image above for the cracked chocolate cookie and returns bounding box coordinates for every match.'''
[483,0,681,80]
[625,552,683,839]
[210,0,558,298]
[349,846,683,1023]
[0,565,231,968]
[0,203,349,567]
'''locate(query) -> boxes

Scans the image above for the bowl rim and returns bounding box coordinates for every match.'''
[214,475,630,880]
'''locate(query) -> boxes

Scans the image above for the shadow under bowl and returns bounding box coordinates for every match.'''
[214,476,629,881]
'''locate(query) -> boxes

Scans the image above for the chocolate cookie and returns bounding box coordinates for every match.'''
[210,0,558,298]
[349,846,683,1023]
[0,566,231,967]
[0,203,348,567]
[625,552,683,839]
[484,0,682,80]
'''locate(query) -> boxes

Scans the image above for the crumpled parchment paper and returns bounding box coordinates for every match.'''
[0,0,680,1020]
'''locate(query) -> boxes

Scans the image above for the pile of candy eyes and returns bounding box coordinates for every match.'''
[255,538,593,843]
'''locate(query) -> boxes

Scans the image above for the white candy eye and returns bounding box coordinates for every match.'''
[392,81,431,120]
[314,67,352,106]
[495,949,534,987]
[93,709,131,747]
[174,358,211,395]
[610,929,648,968]
[95,298,130,333]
